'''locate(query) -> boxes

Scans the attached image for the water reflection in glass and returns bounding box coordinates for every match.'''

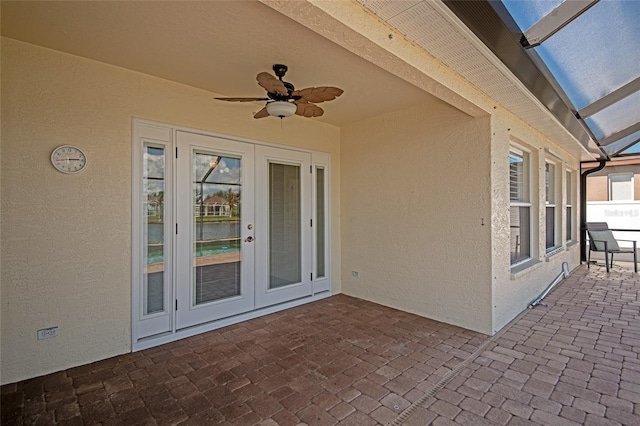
[192,152,242,305]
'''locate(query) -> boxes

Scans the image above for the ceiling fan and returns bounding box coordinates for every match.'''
[215,64,343,119]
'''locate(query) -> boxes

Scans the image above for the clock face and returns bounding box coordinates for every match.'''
[51,145,87,174]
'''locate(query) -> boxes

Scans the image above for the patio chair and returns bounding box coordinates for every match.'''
[586,222,637,273]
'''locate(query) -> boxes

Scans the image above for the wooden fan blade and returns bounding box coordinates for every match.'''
[215,97,269,102]
[292,87,343,103]
[295,102,324,118]
[253,107,269,119]
[256,72,288,96]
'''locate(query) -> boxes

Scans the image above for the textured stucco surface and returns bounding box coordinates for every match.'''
[0,38,341,384]
[339,88,581,337]
[490,109,581,334]
[587,175,610,202]
[340,100,494,334]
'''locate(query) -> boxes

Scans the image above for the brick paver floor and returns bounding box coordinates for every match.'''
[1,264,638,425]
[401,263,640,426]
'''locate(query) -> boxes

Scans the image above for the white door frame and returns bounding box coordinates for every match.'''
[175,131,256,330]
[254,145,312,308]
[132,122,175,339]
[132,118,332,350]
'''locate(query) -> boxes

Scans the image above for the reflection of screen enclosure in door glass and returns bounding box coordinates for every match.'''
[192,152,242,305]
[143,145,165,315]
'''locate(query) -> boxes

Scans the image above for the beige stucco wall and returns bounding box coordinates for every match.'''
[340,100,494,334]
[587,175,609,202]
[0,38,341,384]
[338,98,581,338]
[490,109,581,334]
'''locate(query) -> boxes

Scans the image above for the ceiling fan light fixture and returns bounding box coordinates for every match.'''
[266,101,296,119]
[216,65,342,120]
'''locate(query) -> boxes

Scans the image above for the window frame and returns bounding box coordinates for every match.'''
[565,170,575,243]
[608,172,634,201]
[509,146,532,266]
[312,152,331,293]
[544,160,560,252]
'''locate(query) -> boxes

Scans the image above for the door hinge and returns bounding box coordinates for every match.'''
[175,300,178,310]
[176,223,178,234]
[310,219,313,227]
[311,273,313,281]
[175,147,178,158]
[310,165,312,173]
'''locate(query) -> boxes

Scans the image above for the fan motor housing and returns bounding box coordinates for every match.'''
[273,64,288,78]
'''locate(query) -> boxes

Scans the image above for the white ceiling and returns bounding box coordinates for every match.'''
[0,0,436,127]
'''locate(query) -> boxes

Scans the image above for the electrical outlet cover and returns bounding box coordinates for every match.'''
[37,326,59,340]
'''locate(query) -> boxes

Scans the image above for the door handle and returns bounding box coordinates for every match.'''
[245,236,254,242]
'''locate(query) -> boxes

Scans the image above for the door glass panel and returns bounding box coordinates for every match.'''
[316,167,326,279]
[546,206,555,250]
[192,152,242,305]
[269,162,301,289]
[143,144,165,315]
[510,206,531,264]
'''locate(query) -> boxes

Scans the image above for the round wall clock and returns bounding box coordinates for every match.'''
[51,145,87,174]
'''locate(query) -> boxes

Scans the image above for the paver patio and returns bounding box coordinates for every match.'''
[401,263,640,426]
[1,263,638,425]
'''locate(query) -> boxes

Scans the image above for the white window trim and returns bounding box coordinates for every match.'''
[608,172,634,201]
[545,159,560,253]
[565,169,575,243]
[312,154,331,294]
[132,122,175,341]
[510,145,533,267]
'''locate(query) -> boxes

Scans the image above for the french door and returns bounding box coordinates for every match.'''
[175,132,255,329]
[174,132,311,330]
[255,145,312,308]
[134,122,328,343]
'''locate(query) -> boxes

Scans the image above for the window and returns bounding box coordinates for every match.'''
[545,162,558,251]
[609,173,634,201]
[510,148,531,264]
[143,144,167,316]
[566,171,574,242]
[268,162,302,289]
[315,167,326,279]
[312,153,331,294]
